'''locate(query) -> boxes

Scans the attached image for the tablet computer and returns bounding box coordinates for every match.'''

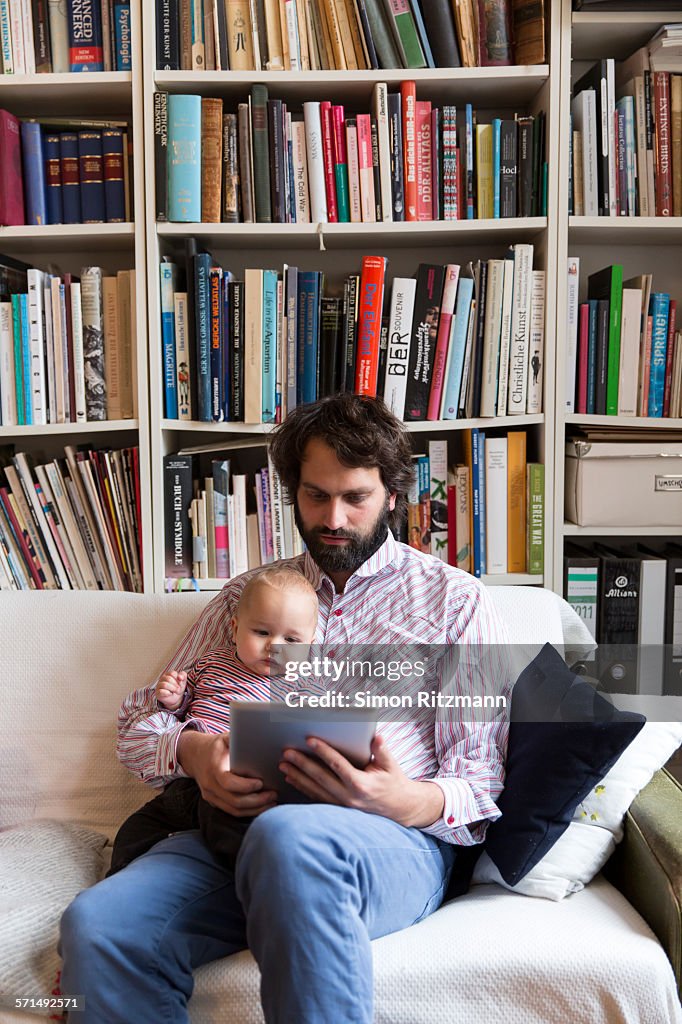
[229,701,376,803]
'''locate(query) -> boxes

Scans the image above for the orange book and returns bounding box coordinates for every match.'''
[507,430,527,573]
[401,80,417,221]
[354,255,387,397]
[201,98,224,223]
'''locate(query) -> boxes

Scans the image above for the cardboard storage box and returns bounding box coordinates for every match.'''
[565,440,682,527]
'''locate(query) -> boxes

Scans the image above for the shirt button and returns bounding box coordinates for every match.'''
[447,815,455,825]
[328,651,335,658]
[334,609,342,616]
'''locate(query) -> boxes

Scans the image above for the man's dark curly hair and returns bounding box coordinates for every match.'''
[268,393,416,530]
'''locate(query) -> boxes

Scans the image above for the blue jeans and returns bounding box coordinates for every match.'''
[59,804,457,1024]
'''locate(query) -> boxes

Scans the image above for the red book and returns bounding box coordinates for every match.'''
[0,110,25,226]
[416,100,432,221]
[354,255,387,397]
[663,299,677,416]
[447,482,457,566]
[356,114,375,223]
[400,81,417,221]
[427,264,459,420]
[576,302,590,414]
[319,101,338,223]
[654,71,673,216]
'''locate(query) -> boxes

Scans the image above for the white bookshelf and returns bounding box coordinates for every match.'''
[141,0,561,594]
[0,0,153,592]
[552,1,682,593]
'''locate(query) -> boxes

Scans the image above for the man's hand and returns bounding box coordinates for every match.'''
[177,730,278,817]
[156,670,188,711]
[279,734,445,828]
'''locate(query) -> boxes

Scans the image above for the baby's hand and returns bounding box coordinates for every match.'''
[156,670,188,711]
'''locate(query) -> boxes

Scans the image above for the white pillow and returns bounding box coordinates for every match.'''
[472,720,682,901]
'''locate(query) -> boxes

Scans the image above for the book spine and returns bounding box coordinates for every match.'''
[332,104,351,222]
[356,113,375,222]
[101,128,126,223]
[261,268,277,421]
[194,253,212,420]
[404,263,445,420]
[209,266,223,421]
[427,263,459,420]
[383,276,416,418]
[415,99,432,220]
[78,131,105,224]
[251,83,272,222]
[80,267,106,421]
[526,462,544,576]
[154,92,169,222]
[67,0,104,69]
[267,98,286,223]
[237,103,255,222]
[663,298,677,417]
[506,243,533,415]
[441,276,474,419]
[387,90,404,220]
[38,129,57,226]
[69,282,87,422]
[318,100,338,222]
[113,0,131,69]
[26,269,47,426]
[564,255,580,412]
[20,123,48,227]
[401,80,417,220]
[373,81,393,221]
[654,71,673,217]
[244,267,263,421]
[229,280,244,421]
[370,117,382,220]
[167,94,202,222]
[221,113,240,223]
[648,292,670,417]
[354,256,386,397]
[163,454,193,578]
[201,97,224,224]
[507,429,526,573]
[485,436,507,574]
[303,101,327,223]
[526,269,545,414]
[0,0,15,73]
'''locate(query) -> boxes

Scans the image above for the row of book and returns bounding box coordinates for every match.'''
[156,0,546,73]
[569,38,682,218]
[159,243,544,424]
[0,111,133,227]
[565,259,682,418]
[563,542,682,696]
[405,432,544,579]
[0,253,136,426]
[0,0,131,73]
[156,87,547,225]
[163,432,545,583]
[0,443,142,592]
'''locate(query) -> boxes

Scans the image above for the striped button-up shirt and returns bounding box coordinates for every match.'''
[170,646,272,731]
[117,532,510,846]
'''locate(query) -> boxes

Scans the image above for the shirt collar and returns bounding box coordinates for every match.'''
[303,531,402,593]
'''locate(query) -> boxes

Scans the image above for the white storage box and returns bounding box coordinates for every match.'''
[565,439,682,527]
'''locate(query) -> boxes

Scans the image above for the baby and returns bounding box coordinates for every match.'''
[109,564,319,874]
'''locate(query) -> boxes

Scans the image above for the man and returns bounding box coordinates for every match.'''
[60,393,510,1023]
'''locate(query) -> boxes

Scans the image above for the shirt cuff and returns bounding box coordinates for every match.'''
[154,718,209,780]
[420,777,502,846]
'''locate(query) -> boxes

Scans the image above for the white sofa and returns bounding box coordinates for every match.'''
[1,586,681,1024]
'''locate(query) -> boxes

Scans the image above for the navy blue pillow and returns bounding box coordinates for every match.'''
[484,642,645,886]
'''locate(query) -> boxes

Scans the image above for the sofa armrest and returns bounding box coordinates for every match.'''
[604,768,682,1000]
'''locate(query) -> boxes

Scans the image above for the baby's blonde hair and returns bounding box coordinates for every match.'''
[237,565,318,615]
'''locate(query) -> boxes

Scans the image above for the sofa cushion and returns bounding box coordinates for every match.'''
[482,643,645,885]
[0,821,108,1017]
[186,876,682,1024]
[473,720,682,900]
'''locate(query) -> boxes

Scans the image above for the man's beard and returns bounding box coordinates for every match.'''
[294,497,390,576]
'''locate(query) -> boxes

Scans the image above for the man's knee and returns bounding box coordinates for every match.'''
[60,887,103,958]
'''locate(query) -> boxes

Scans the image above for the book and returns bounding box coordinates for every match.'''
[526,461,544,576]
[404,263,445,420]
[563,543,600,640]
[67,0,104,70]
[587,264,623,416]
[485,435,507,574]
[167,94,202,222]
[354,255,387,397]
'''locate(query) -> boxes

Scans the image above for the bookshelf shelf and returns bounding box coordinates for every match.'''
[563,524,679,537]
[161,415,545,436]
[157,219,548,250]
[481,573,544,586]
[0,421,139,438]
[572,12,682,60]
[0,73,134,116]
[568,217,682,244]
[0,224,136,253]
[566,415,682,428]
[154,66,550,106]
[170,573,545,591]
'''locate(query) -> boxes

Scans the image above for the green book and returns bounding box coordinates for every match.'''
[526,462,544,576]
[381,0,426,69]
[587,264,623,416]
[250,83,272,223]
